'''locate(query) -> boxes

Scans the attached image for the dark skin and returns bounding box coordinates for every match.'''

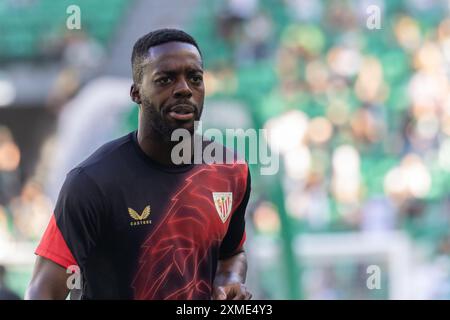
[25,41,251,300]
[25,256,70,299]
[130,42,204,166]
[213,250,251,300]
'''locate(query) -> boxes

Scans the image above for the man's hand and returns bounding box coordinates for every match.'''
[213,250,252,300]
[212,282,252,300]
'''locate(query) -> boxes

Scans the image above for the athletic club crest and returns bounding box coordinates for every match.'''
[212,192,233,223]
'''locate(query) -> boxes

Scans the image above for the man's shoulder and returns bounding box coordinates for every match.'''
[68,132,134,181]
[202,138,248,165]
[200,138,249,179]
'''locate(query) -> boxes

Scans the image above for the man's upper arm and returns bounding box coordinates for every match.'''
[25,256,70,300]
[219,166,251,260]
[37,168,105,266]
[30,168,105,299]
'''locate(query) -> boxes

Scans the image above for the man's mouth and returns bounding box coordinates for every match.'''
[168,104,196,121]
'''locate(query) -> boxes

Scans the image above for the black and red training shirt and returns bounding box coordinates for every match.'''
[36,131,250,300]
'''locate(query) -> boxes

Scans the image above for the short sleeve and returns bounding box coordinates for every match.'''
[35,168,106,268]
[219,166,251,259]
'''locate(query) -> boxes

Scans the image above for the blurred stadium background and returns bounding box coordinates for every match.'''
[1,0,450,299]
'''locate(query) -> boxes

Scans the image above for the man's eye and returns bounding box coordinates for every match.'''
[190,75,203,84]
[155,77,171,85]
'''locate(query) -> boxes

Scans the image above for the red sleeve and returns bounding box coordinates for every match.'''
[35,215,77,269]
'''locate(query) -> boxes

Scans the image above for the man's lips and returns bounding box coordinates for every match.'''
[167,104,196,121]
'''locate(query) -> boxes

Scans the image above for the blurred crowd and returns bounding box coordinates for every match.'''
[188,0,450,298]
[0,1,126,244]
[0,126,52,243]
[191,0,450,234]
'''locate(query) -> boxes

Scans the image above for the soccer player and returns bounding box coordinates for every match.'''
[25,29,252,300]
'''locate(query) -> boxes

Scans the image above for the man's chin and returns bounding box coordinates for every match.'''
[154,118,199,141]
[153,123,194,143]
[173,121,196,135]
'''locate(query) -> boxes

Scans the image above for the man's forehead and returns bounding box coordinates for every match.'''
[145,41,202,64]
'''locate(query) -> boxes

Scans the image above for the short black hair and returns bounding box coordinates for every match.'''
[131,28,202,84]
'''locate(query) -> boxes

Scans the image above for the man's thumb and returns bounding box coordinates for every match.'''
[213,286,227,300]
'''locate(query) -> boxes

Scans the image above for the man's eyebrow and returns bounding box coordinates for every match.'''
[152,66,204,76]
[152,69,176,76]
[187,67,204,73]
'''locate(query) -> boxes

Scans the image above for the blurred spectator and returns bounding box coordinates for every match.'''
[284,0,323,22]
[47,31,105,112]
[9,181,52,241]
[0,265,20,300]
[61,31,105,75]
[234,11,274,64]
[0,205,11,243]
[0,126,21,206]
[360,196,396,232]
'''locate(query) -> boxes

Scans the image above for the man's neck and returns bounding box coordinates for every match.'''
[137,127,195,167]
[137,128,174,166]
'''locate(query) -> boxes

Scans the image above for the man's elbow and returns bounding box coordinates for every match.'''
[25,279,67,300]
[24,281,44,300]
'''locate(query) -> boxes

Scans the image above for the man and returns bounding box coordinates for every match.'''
[26,29,252,300]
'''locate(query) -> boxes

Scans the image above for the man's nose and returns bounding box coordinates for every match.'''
[173,78,192,99]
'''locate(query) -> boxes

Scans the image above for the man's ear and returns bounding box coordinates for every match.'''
[130,84,142,105]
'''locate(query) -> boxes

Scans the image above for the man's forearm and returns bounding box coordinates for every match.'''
[215,250,248,286]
